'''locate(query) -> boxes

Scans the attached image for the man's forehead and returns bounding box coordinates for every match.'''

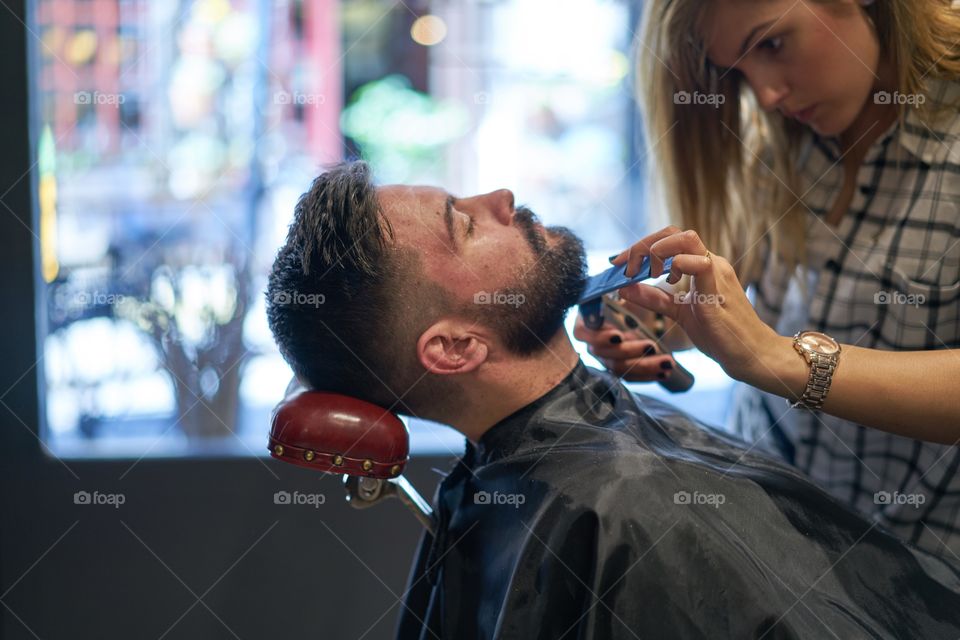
[376,184,466,292]
[377,184,445,214]
[376,184,452,256]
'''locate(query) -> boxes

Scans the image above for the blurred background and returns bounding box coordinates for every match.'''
[1,0,734,637]
[32,0,732,459]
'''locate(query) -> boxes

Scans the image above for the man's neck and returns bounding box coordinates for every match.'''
[451,331,581,444]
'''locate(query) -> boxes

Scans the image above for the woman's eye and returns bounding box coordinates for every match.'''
[757,36,783,53]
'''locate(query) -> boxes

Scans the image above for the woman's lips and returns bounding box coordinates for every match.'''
[792,104,817,123]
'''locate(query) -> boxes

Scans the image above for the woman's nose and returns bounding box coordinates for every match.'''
[747,74,789,112]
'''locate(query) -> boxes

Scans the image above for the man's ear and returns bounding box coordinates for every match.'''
[417,318,489,375]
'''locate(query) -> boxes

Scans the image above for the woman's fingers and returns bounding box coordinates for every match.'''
[573,312,675,383]
[649,230,708,275]
[573,313,660,358]
[618,283,679,320]
[610,225,682,278]
[572,314,624,345]
[587,337,660,360]
[599,354,677,382]
[665,253,716,290]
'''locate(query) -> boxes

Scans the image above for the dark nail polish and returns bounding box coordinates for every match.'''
[608,254,619,263]
[609,335,622,344]
[657,372,667,380]
[642,346,656,357]
[660,361,673,370]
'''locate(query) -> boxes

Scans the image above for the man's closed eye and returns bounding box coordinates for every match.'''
[465,213,475,237]
[453,200,474,237]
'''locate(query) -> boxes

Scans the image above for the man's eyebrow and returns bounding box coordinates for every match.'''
[443,194,457,249]
[738,19,776,58]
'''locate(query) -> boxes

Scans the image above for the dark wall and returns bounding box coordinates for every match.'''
[1,454,450,640]
[0,2,454,638]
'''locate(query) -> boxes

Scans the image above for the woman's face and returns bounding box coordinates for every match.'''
[701,0,886,137]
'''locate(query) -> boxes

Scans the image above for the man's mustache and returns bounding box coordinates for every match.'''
[513,206,547,255]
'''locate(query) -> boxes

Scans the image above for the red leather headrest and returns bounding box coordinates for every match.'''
[268,391,409,479]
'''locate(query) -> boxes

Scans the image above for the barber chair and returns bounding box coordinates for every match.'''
[268,382,435,534]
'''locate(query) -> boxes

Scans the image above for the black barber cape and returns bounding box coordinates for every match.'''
[395,360,960,639]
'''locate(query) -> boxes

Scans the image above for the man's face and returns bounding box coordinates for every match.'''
[377,185,586,355]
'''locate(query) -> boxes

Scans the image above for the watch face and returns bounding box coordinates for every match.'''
[799,331,840,355]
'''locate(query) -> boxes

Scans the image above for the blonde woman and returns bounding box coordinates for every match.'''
[575,0,960,557]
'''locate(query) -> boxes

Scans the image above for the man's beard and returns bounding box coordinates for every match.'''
[470,205,587,356]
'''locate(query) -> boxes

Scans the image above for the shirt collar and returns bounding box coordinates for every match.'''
[467,360,633,467]
[897,76,960,165]
[472,358,601,465]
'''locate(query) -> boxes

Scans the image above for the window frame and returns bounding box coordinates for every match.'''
[1,0,45,460]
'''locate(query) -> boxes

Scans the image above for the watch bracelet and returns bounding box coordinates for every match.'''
[793,352,838,410]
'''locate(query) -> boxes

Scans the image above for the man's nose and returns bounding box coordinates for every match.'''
[484,189,515,225]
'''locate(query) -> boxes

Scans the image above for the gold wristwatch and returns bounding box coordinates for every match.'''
[787,330,841,410]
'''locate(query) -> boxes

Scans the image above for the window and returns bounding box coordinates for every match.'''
[31,0,730,458]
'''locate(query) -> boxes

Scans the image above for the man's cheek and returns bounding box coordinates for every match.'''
[424,262,483,298]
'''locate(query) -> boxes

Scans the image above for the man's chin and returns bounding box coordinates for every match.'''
[542,224,571,244]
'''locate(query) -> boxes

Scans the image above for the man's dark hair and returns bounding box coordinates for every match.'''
[267,161,587,415]
[266,161,431,411]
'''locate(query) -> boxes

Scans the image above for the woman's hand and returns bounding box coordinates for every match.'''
[572,312,679,382]
[581,227,960,443]
[608,226,781,382]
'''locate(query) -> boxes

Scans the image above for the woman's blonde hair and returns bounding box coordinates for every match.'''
[636,0,960,286]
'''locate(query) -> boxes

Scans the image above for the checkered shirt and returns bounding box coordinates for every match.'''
[728,77,960,559]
